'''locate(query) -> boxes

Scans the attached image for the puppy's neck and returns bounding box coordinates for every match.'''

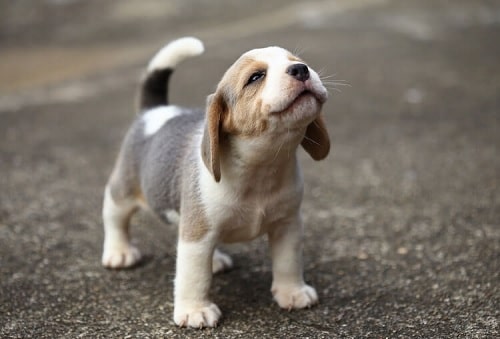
[218,130,304,196]
[225,128,303,166]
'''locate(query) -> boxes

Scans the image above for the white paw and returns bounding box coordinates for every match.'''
[271,284,318,310]
[174,302,222,328]
[212,249,233,274]
[102,244,141,268]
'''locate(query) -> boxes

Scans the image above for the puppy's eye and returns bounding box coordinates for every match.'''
[246,71,265,86]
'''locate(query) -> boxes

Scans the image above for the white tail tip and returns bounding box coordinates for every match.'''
[147,37,204,72]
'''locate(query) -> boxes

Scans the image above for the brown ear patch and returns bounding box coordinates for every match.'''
[201,93,225,182]
[301,113,330,160]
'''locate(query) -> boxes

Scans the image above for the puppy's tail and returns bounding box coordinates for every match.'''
[139,37,204,110]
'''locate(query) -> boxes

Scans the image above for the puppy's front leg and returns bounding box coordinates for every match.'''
[269,213,318,310]
[174,234,221,328]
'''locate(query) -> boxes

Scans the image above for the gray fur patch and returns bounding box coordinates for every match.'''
[108,106,205,220]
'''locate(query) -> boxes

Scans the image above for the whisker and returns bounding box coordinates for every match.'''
[302,134,321,147]
[321,78,350,83]
[322,79,352,93]
[318,72,342,79]
[302,122,322,147]
[273,133,286,161]
[319,73,351,91]
[317,68,328,77]
[325,87,343,93]
[318,74,336,80]
[317,69,351,94]
[293,45,305,58]
[322,81,351,87]
[321,79,349,85]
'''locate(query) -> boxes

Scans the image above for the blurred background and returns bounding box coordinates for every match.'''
[1,0,499,338]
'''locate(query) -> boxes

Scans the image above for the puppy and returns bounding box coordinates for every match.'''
[102,37,330,328]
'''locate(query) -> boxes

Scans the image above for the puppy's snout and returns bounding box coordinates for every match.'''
[286,63,310,82]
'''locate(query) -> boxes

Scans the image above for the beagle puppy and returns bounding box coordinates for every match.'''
[102,37,330,328]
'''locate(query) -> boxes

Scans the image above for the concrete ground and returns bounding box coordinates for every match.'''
[1,0,498,337]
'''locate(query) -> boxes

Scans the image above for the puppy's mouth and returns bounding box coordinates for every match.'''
[272,89,320,116]
[294,89,313,103]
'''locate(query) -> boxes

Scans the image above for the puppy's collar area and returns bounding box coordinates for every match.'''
[224,130,305,165]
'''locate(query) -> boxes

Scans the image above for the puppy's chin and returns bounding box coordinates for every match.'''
[272,93,322,126]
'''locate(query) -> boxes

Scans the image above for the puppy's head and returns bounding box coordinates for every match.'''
[202,46,330,182]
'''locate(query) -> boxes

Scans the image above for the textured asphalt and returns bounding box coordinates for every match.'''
[1,0,499,338]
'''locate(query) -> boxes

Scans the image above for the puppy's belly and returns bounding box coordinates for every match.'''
[216,208,269,243]
[219,224,267,243]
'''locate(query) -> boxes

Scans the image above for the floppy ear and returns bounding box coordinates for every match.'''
[301,113,330,160]
[201,93,226,182]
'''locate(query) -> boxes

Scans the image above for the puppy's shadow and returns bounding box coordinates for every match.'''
[211,253,274,317]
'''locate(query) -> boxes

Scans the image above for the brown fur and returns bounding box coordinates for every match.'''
[301,113,330,160]
[201,93,224,182]
[179,167,211,242]
[179,202,210,242]
[220,58,269,136]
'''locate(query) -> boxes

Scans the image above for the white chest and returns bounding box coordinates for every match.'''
[217,194,299,243]
[198,161,303,243]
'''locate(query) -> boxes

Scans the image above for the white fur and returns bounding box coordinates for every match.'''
[212,249,233,273]
[102,186,142,268]
[164,209,180,225]
[174,239,221,327]
[142,105,182,136]
[147,37,204,72]
[268,213,318,309]
[245,47,291,112]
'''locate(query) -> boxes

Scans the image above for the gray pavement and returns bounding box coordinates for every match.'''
[1,0,499,338]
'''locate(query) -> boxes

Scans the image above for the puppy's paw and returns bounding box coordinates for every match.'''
[174,302,222,328]
[102,244,141,268]
[212,249,233,274]
[272,284,318,310]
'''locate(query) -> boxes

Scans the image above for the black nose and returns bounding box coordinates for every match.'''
[286,63,310,82]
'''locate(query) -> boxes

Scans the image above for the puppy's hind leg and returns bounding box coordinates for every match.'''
[102,185,142,268]
[212,248,233,274]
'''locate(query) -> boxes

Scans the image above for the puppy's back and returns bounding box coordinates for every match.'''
[139,107,204,217]
[108,37,205,221]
